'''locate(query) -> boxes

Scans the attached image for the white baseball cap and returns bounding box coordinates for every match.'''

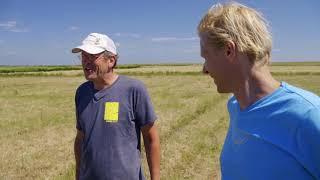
[72,32,117,55]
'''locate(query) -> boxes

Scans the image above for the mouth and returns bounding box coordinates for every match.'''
[84,67,95,74]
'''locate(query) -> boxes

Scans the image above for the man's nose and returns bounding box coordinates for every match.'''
[82,57,92,64]
[82,58,88,64]
[202,64,209,74]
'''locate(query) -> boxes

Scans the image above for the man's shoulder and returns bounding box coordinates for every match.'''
[272,82,320,123]
[281,82,320,109]
[118,75,146,91]
[76,81,92,94]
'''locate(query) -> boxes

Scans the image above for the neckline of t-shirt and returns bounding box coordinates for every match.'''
[91,75,122,100]
[237,81,286,113]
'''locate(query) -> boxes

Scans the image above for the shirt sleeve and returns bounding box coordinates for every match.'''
[133,81,157,127]
[75,88,82,131]
[296,107,320,179]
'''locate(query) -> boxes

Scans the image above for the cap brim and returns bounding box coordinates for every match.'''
[71,45,105,54]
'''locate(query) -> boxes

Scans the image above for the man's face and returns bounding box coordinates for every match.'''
[81,51,110,81]
[200,33,233,93]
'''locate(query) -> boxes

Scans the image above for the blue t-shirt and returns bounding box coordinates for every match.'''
[221,82,320,180]
[75,75,157,180]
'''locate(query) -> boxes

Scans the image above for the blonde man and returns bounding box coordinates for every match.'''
[198,2,320,179]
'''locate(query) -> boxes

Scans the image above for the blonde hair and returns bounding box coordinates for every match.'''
[198,2,272,64]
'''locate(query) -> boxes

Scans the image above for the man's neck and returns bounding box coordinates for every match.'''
[233,63,280,110]
[93,73,119,90]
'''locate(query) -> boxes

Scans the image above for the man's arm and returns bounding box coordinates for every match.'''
[141,122,160,180]
[74,130,84,180]
[297,108,320,179]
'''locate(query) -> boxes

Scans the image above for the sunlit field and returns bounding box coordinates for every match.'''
[0,62,319,179]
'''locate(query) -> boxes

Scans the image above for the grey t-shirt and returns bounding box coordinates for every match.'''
[75,75,157,180]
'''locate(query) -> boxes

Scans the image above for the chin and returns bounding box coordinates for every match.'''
[85,74,97,81]
[216,85,228,93]
[217,88,225,93]
[217,86,232,93]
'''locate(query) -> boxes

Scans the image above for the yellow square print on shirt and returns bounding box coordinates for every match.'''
[104,102,119,122]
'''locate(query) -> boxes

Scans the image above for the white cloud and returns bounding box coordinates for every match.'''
[68,26,79,31]
[0,21,29,32]
[182,45,200,53]
[151,37,199,42]
[183,49,198,53]
[7,51,17,56]
[0,21,16,28]
[9,28,29,33]
[151,37,177,41]
[114,33,141,38]
[0,50,17,57]
[183,49,199,53]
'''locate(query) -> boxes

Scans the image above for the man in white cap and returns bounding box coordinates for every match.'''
[72,33,160,180]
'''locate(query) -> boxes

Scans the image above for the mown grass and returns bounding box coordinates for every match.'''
[0,64,142,73]
[1,75,229,179]
[1,61,319,73]
[1,64,320,179]
[0,76,79,179]
[1,62,320,77]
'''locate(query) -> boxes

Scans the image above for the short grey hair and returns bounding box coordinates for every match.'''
[103,51,119,68]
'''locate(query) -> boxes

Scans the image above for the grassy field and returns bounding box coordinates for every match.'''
[1,62,320,76]
[0,63,320,179]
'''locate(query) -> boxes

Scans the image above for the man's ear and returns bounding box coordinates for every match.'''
[108,56,116,68]
[225,40,236,62]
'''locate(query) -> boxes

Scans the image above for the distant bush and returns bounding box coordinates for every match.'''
[0,65,82,73]
[271,62,320,66]
[119,71,202,76]
[115,65,141,69]
[271,71,320,76]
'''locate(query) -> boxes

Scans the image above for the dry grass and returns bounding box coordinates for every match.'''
[0,77,84,179]
[1,75,230,180]
[1,125,74,179]
[1,64,319,180]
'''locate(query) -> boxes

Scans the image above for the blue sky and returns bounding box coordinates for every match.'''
[0,0,320,65]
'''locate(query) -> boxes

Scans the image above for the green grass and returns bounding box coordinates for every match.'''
[0,64,319,179]
[2,62,320,77]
